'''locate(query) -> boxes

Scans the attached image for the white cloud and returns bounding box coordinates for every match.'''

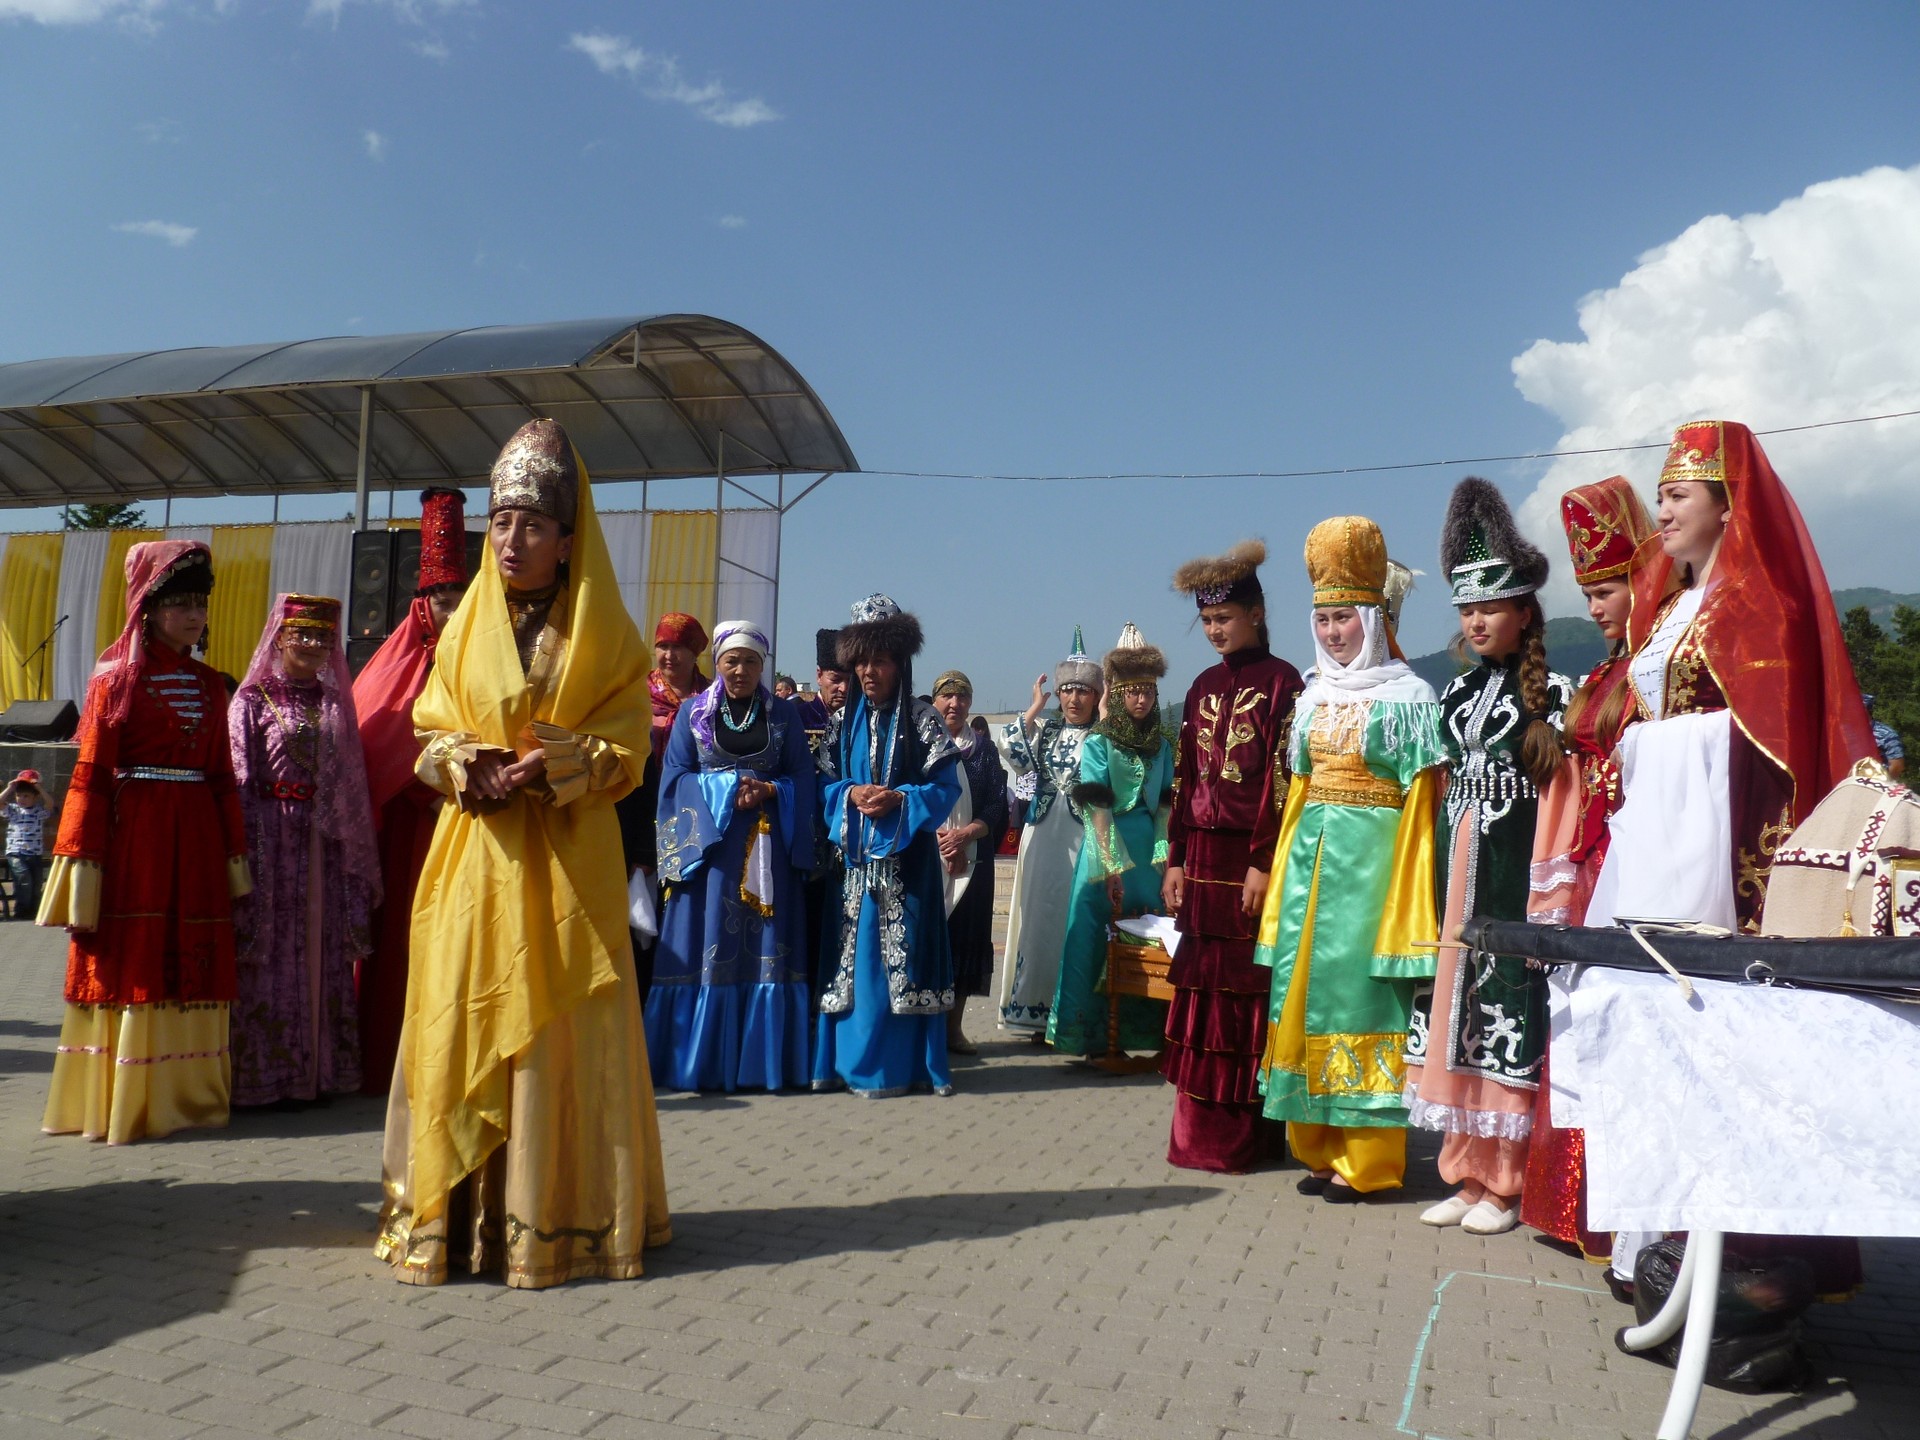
[717,214,747,229]
[1512,163,1920,610]
[309,0,471,21]
[113,219,197,246]
[1,0,160,22]
[135,118,179,143]
[411,37,448,61]
[567,31,779,129]
[363,129,388,161]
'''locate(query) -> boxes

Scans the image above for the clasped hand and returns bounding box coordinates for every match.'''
[849,784,903,818]
[734,777,774,810]
[465,747,546,801]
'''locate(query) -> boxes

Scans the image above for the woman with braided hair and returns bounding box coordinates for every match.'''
[1404,478,1571,1236]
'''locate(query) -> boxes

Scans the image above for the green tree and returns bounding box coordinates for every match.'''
[64,501,148,530]
[1842,604,1920,764]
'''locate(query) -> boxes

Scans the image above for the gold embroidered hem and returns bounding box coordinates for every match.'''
[42,1002,231,1144]
[36,855,101,929]
[375,975,671,1289]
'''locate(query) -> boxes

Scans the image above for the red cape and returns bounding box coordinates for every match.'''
[352,597,436,817]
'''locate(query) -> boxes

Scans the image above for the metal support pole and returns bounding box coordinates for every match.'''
[770,473,783,664]
[352,387,373,530]
[163,494,172,528]
[713,434,725,624]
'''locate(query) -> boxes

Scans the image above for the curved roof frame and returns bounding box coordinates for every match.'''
[0,314,858,514]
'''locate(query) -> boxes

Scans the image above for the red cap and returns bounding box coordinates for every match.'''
[13,769,40,786]
[417,487,469,593]
[654,612,709,652]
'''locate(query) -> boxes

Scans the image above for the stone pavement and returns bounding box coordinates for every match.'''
[2,886,1916,1440]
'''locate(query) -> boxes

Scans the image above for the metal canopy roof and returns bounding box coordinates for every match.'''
[0,314,858,509]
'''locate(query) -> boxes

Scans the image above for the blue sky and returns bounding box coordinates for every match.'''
[3,2,1919,706]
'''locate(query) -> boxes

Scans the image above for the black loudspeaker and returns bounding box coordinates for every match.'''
[393,527,424,602]
[346,635,385,676]
[0,699,79,742]
[350,530,397,639]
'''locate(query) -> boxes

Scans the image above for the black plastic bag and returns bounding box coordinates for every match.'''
[1617,1237,1816,1393]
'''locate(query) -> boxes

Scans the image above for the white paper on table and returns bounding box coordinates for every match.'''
[1113,913,1181,958]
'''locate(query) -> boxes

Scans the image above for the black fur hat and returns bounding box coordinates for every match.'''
[836,595,924,668]
[815,627,845,673]
[1440,477,1549,606]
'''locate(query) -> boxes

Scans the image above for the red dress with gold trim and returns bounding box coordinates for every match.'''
[58,645,247,1008]
[1162,644,1303,1173]
[1521,652,1631,1258]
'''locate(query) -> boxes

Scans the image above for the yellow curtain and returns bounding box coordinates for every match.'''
[643,511,717,670]
[0,533,64,706]
[93,528,164,656]
[206,525,274,680]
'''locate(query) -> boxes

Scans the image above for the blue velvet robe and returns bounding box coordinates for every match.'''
[649,692,816,1092]
[811,694,962,1097]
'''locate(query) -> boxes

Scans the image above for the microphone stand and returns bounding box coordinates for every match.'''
[23,614,68,703]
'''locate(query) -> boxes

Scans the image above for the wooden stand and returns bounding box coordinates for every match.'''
[1093,936,1175,1075]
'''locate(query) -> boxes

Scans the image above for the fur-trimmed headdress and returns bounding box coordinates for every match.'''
[836,594,924,667]
[1440,477,1548,606]
[1104,622,1167,690]
[1173,538,1266,610]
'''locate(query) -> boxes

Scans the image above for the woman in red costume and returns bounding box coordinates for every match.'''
[620,612,710,1002]
[352,487,471,1095]
[1586,419,1875,1296]
[37,540,251,1144]
[1161,540,1305,1173]
[1521,475,1655,1260]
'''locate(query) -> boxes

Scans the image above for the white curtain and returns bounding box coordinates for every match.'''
[51,530,108,707]
[599,510,653,634]
[718,510,779,659]
[164,525,214,547]
[268,521,354,603]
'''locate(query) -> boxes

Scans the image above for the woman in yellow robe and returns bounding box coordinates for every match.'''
[375,418,671,1288]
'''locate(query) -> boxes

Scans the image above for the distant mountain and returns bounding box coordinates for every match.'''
[1408,615,1607,693]
[1408,587,1920,695]
[1832,588,1920,624]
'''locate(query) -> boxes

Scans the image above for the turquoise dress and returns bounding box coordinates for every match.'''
[1047,731,1174,1056]
[1255,693,1445,1127]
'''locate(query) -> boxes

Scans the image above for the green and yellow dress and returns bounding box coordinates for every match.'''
[1254,688,1444,1192]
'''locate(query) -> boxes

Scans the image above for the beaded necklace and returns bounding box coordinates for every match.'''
[720,693,762,733]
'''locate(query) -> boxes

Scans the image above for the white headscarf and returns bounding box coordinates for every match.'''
[1299,604,1431,708]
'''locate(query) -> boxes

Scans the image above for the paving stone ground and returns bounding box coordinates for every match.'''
[2,862,1916,1440]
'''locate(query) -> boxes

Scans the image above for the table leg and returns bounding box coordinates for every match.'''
[1615,1229,1724,1440]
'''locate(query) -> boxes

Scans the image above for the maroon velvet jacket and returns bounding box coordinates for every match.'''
[1166,645,1304,942]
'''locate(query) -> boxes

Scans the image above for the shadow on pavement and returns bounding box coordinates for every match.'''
[0,1019,59,1038]
[653,1183,1223,1272]
[0,1046,53,1076]
[0,1177,374,1376]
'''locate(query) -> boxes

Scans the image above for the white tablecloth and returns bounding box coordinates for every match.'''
[1549,968,1920,1237]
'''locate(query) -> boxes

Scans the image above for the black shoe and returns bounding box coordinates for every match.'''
[1606,1272,1636,1305]
[1296,1174,1332,1196]
[1323,1181,1369,1204]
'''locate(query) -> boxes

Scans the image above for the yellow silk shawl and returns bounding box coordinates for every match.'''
[403,460,650,1226]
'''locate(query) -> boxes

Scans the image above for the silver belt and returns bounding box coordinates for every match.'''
[115,767,206,784]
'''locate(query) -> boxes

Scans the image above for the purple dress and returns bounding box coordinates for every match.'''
[229,673,377,1105]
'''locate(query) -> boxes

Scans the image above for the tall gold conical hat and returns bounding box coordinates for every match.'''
[1303,516,1388,607]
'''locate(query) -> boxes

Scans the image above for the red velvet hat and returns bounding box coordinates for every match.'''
[280,594,342,632]
[417,487,468,594]
[1559,475,1656,585]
